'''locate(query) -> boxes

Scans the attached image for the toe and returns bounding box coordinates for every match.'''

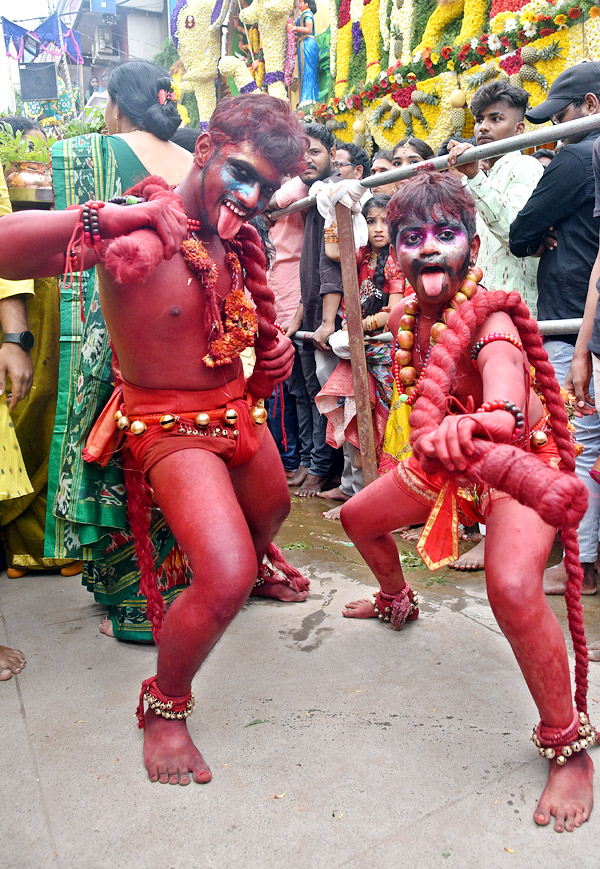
[534,807,550,827]
[169,771,179,785]
[178,768,191,786]
[193,767,212,784]
[0,668,13,681]
[554,811,565,833]
[158,769,170,784]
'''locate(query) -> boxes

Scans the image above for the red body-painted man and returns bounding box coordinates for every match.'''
[0,94,308,784]
[340,172,595,832]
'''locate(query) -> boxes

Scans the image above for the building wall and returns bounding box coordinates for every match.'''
[125,9,167,61]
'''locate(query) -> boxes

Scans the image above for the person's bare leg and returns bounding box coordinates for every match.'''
[230,430,306,602]
[448,537,485,570]
[295,472,328,497]
[544,559,597,595]
[485,499,593,833]
[0,644,25,680]
[143,450,264,785]
[339,474,428,619]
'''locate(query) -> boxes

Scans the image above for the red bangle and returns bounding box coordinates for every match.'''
[471,332,523,366]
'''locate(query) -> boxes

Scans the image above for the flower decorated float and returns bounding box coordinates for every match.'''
[315,0,600,153]
[169,0,600,152]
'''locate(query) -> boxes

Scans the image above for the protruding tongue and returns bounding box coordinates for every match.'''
[218,202,245,240]
[420,268,446,297]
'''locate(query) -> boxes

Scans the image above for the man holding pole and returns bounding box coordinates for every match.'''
[510,61,600,597]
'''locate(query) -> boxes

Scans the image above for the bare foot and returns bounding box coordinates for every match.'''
[449,538,485,570]
[398,525,424,542]
[60,560,84,576]
[251,581,307,602]
[588,642,600,662]
[544,560,597,595]
[295,472,328,498]
[6,567,28,578]
[534,752,594,832]
[342,598,377,619]
[0,643,25,680]
[316,486,350,502]
[99,617,115,638]
[143,710,212,785]
[323,505,343,520]
[287,466,309,487]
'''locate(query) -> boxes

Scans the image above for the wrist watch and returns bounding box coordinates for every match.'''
[2,331,34,351]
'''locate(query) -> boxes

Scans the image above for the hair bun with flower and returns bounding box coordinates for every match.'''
[158,87,176,105]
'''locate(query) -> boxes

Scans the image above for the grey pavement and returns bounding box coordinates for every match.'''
[1,497,600,868]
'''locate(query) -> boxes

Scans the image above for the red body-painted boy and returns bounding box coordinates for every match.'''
[340,172,595,833]
[0,94,308,785]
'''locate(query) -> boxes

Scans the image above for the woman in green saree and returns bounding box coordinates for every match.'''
[46,61,194,641]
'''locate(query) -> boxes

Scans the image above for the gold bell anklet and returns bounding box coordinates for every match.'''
[136,675,195,728]
[532,708,597,764]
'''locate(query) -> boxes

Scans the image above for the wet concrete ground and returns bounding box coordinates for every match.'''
[2,495,600,867]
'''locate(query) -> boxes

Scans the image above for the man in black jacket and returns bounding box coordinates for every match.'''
[510,61,600,595]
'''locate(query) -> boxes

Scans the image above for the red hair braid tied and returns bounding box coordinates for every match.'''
[259,543,310,593]
[234,222,282,399]
[410,288,591,716]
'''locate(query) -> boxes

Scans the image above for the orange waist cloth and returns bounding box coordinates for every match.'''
[393,433,561,570]
[84,374,263,474]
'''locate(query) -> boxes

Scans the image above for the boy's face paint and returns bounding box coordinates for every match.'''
[199,140,282,239]
[392,213,478,308]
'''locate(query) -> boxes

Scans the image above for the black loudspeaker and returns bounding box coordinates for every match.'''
[18,63,59,101]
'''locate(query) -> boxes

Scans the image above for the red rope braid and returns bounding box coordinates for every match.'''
[122,448,165,644]
[233,223,281,399]
[264,543,310,593]
[409,289,590,715]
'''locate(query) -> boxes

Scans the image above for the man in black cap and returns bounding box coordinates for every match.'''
[510,60,600,597]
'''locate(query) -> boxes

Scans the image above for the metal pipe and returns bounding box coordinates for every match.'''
[269,113,600,220]
[293,318,582,344]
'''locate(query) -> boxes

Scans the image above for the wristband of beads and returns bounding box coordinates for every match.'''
[476,398,526,440]
[82,200,105,248]
[471,332,523,366]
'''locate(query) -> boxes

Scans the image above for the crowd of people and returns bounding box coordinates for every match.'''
[1,57,600,833]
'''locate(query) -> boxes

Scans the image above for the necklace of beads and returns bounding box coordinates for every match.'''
[392,266,483,406]
[181,220,258,368]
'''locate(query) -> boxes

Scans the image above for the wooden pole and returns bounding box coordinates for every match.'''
[334,201,378,485]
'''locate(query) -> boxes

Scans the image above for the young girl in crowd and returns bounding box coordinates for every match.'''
[317,196,404,516]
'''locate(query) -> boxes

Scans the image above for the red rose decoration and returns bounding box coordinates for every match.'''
[568,7,581,18]
[441,45,452,60]
[477,46,488,56]
[353,94,362,108]
[539,28,555,36]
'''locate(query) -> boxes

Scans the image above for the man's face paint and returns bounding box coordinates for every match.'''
[200,140,281,239]
[393,211,472,306]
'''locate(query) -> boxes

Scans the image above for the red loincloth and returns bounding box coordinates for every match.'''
[84,373,264,475]
[393,434,561,570]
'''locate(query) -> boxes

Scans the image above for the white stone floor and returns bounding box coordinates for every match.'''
[2,498,600,868]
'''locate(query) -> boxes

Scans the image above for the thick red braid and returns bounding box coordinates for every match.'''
[231,222,280,399]
[122,450,165,644]
[409,289,590,714]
